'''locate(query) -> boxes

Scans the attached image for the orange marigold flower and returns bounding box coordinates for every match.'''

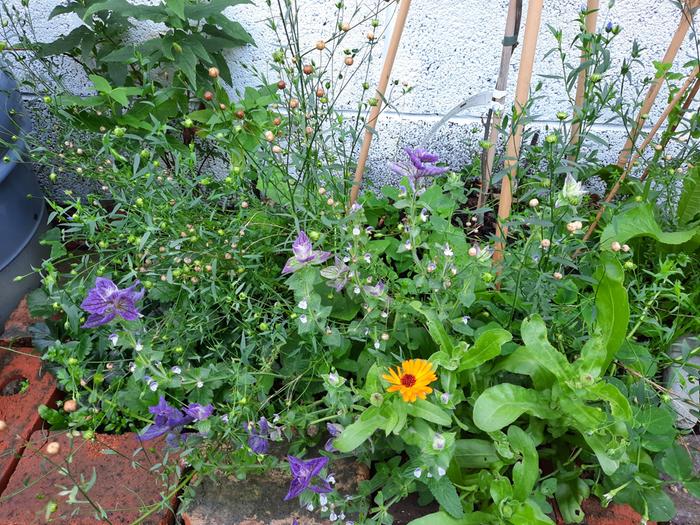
[382,359,437,403]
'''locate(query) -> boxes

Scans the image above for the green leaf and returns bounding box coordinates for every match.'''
[554,478,589,524]
[659,443,694,481]
[459,328,512,370]
[520,315,571,380]
[167,0,185,20]
[407,511,495,525]
[678,166,700,225]
[508,499,555,525]
[600,203,698,247]
[407,399,451,426]
[333,410,386,453]
[586,382,632,422]
[427,477,464,519]
[473,384,549,432]
[454,439,501,468]
[88,74,112,94]
[410,301,454,354]
[594,252,629,367]
[576,332,607,379]
[185,0,252,19]
[508,426,539,502]
[644,487,676,522]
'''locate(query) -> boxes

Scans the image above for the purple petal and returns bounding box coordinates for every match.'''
[310,480,333,494]
[327,423,343,437]
[420,165,449,177]
[306,456,329,479]
[139,424,170,441]
[284,476,307,501]
[184,403,214,422]
[324,438,336,452]
[282,256,302,275]
[292,231,314,262]
[287,455,306,477]
[80,278,119,313]
[314,250,332,264]
[82,311,116,328]
[387,161,411,178]
[248,434,269,454]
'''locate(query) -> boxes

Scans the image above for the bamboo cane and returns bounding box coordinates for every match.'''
[616,0,698,170]
[569,0,600,156]
[349,0,412,207]
[640,75,700,181]
[493,0,545,263]
[477,0,523,213]
[582,66,700,243]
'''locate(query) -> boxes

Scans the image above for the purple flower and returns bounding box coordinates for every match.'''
[246,417,271,455]
[184,403,214,422]
[282,231,332,274]
[363,280,385,297]
[139,397,201,445]
[388,147,449,189]
[605,21,614,32]
[81,277,144,328]
[324,422,344,452]
[320,257,350,291]
[284,455,332,501]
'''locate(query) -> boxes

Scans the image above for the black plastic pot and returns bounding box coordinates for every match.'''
[0,67,47,329]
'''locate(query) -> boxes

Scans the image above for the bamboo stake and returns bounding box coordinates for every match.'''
[349,0,412,207]
[478,0,523,213]
[640,75,700,181]
[616,0,697,170]
[582,66,700,243]
[493,0,545,263]
[569,0,600,156]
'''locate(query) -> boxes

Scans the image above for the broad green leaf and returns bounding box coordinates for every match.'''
[473,384,549,432]
[185,0,252,18]
[333,410,385,453]
[508,426,538,502]
[88,74,112,94]
[407,511,495,525]
[520,315,571,380]
[586,382,632,422]
[166,0,185,20]
[410,301,454,354]
[678,166,700,225]
[460,328,512,370]
[659,443,694,481]
[508,499,555,525]
[407,399,451,426]
[427,477,464,519]
[575,332,607,380]
[454,439,501,468]
[555,478,589,524]
[594,253,629,367]
[644,488,676,522]
[600,203,698,247]
[496,346,557,389]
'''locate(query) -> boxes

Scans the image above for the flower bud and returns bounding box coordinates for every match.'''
[541,238,551,249]
[315,40,326,50]
[63,399,78,413]
[46,442,61,455]
[553,272,563,280]
[529,198,539,208]
[611,241,622,252]
[208,66,219,78]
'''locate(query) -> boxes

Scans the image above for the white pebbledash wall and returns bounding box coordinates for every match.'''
[11,0,700,191]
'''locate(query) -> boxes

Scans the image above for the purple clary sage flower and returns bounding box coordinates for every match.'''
[81,277,144,328]
[139,397,213,446]
[363,280,385,297]
[324,422,344,452]
[282,231,332,274]
[388,147,449,189]
[320,257,351,291]
[284,455,332,501]
[246,417,271,455]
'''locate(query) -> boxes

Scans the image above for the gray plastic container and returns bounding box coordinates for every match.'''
[0,67,47,329]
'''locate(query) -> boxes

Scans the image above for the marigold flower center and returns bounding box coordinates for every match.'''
[400,374,417,387]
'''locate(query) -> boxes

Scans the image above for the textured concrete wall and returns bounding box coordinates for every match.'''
[7,0,700,196]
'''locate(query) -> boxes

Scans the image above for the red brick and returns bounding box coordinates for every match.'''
[555,497,655,525]
[0,296,41,347]
[1,431,178,524]
[0,347,60,494]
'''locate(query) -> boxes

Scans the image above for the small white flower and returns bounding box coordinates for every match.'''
[353,286,361,295]
[427,261,437,273]
[419,208,429,222]
[556,174,585,207]
[328,372,340,386]
[462,315,470,324]
[443,244,453,257]
[364,253,371,263]
[307,503,314,512]
[339,513,345,520]
[404,240,412,250]
[426,472,433,478]
[221,414,229,423]
[437,466,446,477]
[374,341,380,349]
[300,314,308,324]
[413,467,422,478]
[330,511,338,521]
[321,506,328,512]
[440,392,450,404]
[108,333,119,346]
[319,494,328,506]
[433,433,446,450]
[128,363,136,373]
[381,310,389,318]
[298,299,308,310]
[134,340,143,352]
[171,366,182,375]
[352,226,361,236]
[327,474,336,485]
[343,255,351,263]
[149,380,158,391]
[196,380,204,388]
